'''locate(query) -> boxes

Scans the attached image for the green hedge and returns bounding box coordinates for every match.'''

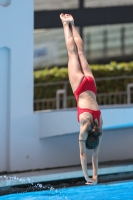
[34,62,133,99]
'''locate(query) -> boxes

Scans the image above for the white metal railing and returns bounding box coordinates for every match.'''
[34,75,133,111]
[34,91,133,111]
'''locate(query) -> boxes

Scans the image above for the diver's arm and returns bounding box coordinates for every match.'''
[92,134,102,181]
[92,151,98,180]
[79,118,90,181]
[92,118,103,181]
[79,140,89,181]
[79,138,100,185]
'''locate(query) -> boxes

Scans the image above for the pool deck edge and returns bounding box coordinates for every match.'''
[0,163,133,187]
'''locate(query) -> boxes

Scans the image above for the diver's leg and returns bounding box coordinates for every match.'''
[65,14,94,78]
[60,13,84,92]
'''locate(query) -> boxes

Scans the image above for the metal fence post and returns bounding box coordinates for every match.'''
[56,89,67,109]
[127,83,133,104]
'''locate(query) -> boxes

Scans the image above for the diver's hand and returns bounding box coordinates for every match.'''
[85,177,98,185]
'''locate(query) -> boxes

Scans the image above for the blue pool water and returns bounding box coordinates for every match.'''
[1,181,133,200]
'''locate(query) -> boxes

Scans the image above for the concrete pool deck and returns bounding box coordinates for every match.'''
[0,161,133,188]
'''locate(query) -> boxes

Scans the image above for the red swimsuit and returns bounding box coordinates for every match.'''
[74,76,101,124]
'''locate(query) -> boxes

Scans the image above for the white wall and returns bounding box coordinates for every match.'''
[0,47,10,171]
[0,0,34,172]
[39,107,133,138]
[39,107,133,169]
[0,0,133,173]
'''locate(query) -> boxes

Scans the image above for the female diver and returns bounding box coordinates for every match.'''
[60,13,103,185]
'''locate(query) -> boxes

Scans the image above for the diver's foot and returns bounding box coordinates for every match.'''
[85,177,98,185]
[60,13,69,26]
[65,14,74,26]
